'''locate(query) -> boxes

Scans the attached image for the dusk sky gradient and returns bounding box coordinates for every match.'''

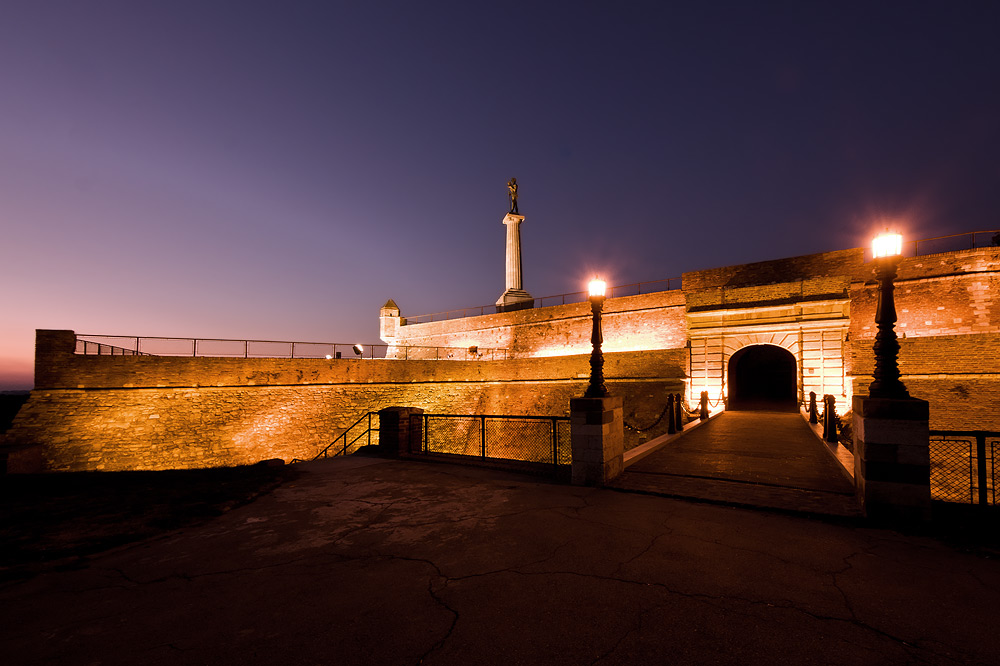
[2,1,998,389]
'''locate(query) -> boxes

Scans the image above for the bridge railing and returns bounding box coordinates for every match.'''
[74,335,508,360]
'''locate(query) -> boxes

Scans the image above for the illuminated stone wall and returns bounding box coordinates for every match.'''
[4,331,685,472]
[8,246,997,472]
[382,290,688,358]
[387,245,999,425]
[848,248,1000,429]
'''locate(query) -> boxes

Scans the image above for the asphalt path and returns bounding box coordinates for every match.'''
[2,457,998,665]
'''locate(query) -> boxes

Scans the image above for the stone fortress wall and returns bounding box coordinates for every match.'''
[5,245,997,472]
[385,246,1000,428]
[5,330,684,472]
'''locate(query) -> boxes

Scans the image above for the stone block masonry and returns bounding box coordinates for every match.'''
[4,331,686,472]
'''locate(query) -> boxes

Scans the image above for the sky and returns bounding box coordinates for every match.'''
[2,1,998,390]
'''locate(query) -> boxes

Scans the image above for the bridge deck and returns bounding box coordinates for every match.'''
[611,411,861,517]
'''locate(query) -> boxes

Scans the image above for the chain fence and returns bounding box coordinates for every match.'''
[929,431,997,505]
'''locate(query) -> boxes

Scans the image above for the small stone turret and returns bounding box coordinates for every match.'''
[380,299,402,343]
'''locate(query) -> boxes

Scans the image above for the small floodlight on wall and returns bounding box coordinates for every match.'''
[325,354,333,360]
[588,277,607,299]
[352,344,364,357]
[872,230,903,259]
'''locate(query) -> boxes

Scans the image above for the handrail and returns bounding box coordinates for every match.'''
[910,230,1000,257]
[74,335,507,360]
[313,412,379,459]
[405,276,682,324]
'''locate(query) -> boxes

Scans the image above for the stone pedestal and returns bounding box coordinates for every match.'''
[570,396,624,485]
[852,396,931,523]
[496,213,532,311]
[378,407,424,456]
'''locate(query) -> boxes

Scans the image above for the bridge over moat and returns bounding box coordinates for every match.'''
[612,411,859,517]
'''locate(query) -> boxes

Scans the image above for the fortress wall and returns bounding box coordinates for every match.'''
[681,248,865,291]
[384,290,688,358]
[849,248,1000,341]
[846,248,1000,429]
[5,331,686,472]
[849,333,1000,430]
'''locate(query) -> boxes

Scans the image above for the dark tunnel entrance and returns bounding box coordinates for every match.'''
[727,344,798,411]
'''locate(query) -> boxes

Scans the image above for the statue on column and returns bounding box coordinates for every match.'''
[507,177,519,214]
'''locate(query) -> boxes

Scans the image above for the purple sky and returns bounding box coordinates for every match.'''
[2,1,998,390]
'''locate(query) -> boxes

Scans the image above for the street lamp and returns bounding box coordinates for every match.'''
[869,230,909,399]
[584,277,609,398]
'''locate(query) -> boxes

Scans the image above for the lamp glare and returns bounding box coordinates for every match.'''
[872,231,903,259]
[588,277,606,298]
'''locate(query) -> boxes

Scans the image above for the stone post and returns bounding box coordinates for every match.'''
[853,396,931,523]
[674,393,683,428]
[666,393,676,434]
[825,395,838,443]
[570,396,624,485]
[495,213,533,311]
[378,407,424,456]
[699,391,709,420]
[808,391,818,424]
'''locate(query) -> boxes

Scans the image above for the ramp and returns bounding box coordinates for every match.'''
[610,411,860,517]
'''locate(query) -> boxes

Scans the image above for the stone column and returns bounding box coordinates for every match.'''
[570,396,624,485]
[495,213,533,312]
[852,396,931,523]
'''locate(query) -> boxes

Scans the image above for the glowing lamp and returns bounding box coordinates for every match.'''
[588,278,607,298]
[352,344,364,356]
[325,354,333,360]
[584,275,609,398]
[872,231,903,259]
[868,230,909,399]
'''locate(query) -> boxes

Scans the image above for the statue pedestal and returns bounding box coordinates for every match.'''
[496,289,534,312]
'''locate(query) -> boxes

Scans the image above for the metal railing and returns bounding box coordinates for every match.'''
[74,335,507,360]
[405,229,1000,326]
[75,339,151,356]
[418,413,571,469]
[929,430,998,505]
[909,230,1000,258]
[312,412,380,459]
[404,277,682,324]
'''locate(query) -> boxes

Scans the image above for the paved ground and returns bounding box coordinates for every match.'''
[2,457,999,665]
[613,411,860,517]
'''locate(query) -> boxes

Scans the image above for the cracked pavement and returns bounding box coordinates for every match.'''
[2,457,999,665]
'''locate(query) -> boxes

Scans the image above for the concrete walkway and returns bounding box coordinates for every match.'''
[612,411,860,517]
[2,458,997,665]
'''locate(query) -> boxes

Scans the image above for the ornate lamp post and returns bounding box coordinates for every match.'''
[584,277,609,398]
[869,231,909,399]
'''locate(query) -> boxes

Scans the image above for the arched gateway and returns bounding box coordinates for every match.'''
[727,344,798,411]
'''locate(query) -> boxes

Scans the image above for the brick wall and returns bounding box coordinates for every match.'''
[383,290,688,358]
[4,331,686,472]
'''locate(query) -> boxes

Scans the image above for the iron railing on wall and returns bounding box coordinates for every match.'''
[75,339,151,356]
[929,430,998,505]
[312,412,380,460]
[909,230,1000,258]
[306,412,571,473]
[418,413,571,470]
[404,277,683,324]
[74,335,507,361]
